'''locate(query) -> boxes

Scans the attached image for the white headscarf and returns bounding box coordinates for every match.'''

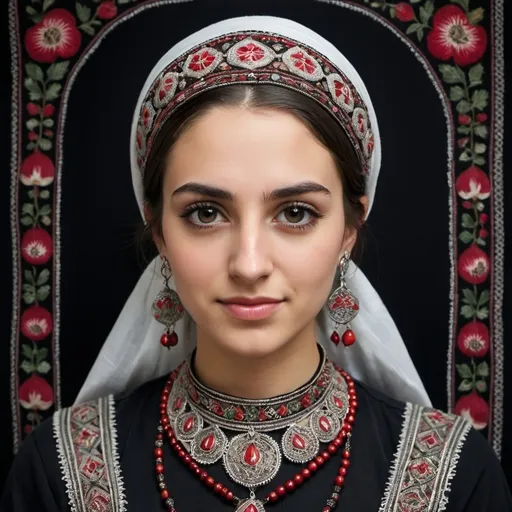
[76,16,431,407]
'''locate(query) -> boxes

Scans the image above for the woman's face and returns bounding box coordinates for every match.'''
[158,106,358,358]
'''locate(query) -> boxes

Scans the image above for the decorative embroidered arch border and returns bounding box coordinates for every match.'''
[8,0,505,457]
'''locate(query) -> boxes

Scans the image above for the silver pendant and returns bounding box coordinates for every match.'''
[175,410,203,441]
[190,425,228,464]
[281,424,319,463]
[310,408,340,443]
[234,498,266,512]
[223,432,281,488]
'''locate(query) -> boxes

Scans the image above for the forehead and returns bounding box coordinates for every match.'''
[165,107,342,192]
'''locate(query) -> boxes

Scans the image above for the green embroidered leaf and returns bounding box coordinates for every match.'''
[81,24,96,36]
[42,118,54,128]
[46,61,69,81]
[38,138,52,151]
[26,118,39,131]
[467,7,485,25]
[22,203,35,216]
[439,64,465,84]
[475,380,487,393]
[76,2,91,22]
[478,290,489,306]
[118,0,135,3]
[476,307,489,320]
[41,216,52,226]
[462,288,477,306]
[472,89,489,111]
[27,190,35,199]
[419,0,434,24]
[468,63,484,86]
[410,0,422,3]
[389,7,396,18]
[417,28,424,42]
[45,83,62,101]
[38,347,48,360]
[26,5,37,15]
[473,156,486,166]
[474,125,488,138]
[91,19,102,26]
[461,213,476,229]
[23,290,36,305]
[40,190,50,199]
[476,237,487,246]
[456,100,472,114]
[476,201,485,212]
[457,363,473,379]
[22,283,35,293]
[21,361,36,374]
[22,345,33,359]
[457,125,471,135]
[458,379,473,392]
[24,77,42,95]
[37,269,50,285]
[459,231,474,244]
[24,270,34,282]
[459,150,472,162]
[25,63,44,82]
[42,0,55,11]
[477,362,489,377]
[406,23,422,35]
[26,142,37,151]
[20,216,34,227]
[36,285,51,302]
[449,86,465,102]
[474,143,486,154]
[461,305,475,319]
[37,361,51,374]
[39,205,52,217]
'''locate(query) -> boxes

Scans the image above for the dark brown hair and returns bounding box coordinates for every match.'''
[141,84,366,258]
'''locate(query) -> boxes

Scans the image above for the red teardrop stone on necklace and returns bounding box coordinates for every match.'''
[319,416,331,432]
[173,397,183,411]
[183,416,195,432]
[330,331,340,346]
[200,434,216,452]
[292,433,306,450]
[244,505,258,512]
[333,396,344,409]
[244,443,261,466]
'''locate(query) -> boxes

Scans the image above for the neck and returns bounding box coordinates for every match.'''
[193,329,321,399]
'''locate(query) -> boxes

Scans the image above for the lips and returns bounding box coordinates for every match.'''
[218,297,284,321]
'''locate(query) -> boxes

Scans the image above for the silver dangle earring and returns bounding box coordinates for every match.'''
[152,257,185,349]
[327,251,359,347]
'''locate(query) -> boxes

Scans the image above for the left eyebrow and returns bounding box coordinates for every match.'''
[265,181,331,201]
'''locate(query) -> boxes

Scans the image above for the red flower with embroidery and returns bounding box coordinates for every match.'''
[455,166,490,200]
[25,9,81,63]
[458,245,489,284]
[27,103,39,116]
[21,306,53,341]
[455,391,488,430]
[97,2,117,20]
[20,152,55,187]
[457,322,489,358]
[42,104,55,117]
[236,42,266,63]
[19,374,53,411]
[21,227,53,265]
[395,3,415,22]
[290,51,317,75]
[188,51,216,72]
[426,6,487,67]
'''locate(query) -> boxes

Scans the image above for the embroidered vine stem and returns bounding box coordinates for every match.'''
[459,66,475,154]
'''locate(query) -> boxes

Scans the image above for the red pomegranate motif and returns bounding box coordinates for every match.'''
[455,392,489,430]
[19,374,53,411]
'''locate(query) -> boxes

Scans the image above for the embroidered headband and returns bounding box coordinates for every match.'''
[134,31,375,179]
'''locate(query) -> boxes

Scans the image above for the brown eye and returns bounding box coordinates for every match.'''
[283,206,306,223]
[197,207,217,224]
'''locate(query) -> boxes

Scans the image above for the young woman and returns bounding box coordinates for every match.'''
[2,16,510,512]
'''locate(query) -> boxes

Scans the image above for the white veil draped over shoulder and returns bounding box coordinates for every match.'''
[76,16,431,408]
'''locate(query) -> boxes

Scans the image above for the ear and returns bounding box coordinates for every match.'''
[339,195,369,259]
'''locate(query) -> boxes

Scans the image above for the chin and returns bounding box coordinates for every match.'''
[211,324,291,360]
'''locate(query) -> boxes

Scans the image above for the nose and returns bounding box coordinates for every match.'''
[228,220,273,284]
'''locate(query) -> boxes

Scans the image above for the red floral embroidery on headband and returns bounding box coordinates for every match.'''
[136,32,374,178]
